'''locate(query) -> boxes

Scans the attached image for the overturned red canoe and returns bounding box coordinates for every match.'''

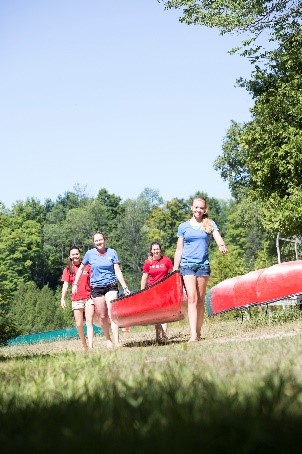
[207,260,302,316]
[111,270,186,328]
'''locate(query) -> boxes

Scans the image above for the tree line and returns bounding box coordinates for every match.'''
[0,183,299,342]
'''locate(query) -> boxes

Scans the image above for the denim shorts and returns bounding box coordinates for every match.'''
[91,282,118,297]
[180,264,211,277]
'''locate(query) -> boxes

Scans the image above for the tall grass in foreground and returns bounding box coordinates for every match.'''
[0,366,301,453]
[1,312,302,452]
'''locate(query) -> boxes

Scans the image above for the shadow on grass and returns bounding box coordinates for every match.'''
[122,333,206,348]
[0,352,58,362]
[123,337,186,348]
[1,372,302,453]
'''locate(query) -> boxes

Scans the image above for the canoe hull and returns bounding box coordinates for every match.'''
[111,271,185,328]
[208,260,302,315]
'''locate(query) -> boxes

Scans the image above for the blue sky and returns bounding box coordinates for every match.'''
[0,0,253,208]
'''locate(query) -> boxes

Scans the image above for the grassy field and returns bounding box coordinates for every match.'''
[1,309,302,452]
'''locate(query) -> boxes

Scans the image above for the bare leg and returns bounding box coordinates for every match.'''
[196,276,209,339]
[93,296,111,341]
[155,323,168,341]
[74,308,87,349]
[182,275,199,342]
[85,302,95,349]
[106,290,120,346]
[161,323,168,338]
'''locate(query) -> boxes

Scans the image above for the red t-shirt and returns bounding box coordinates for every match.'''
[61,264,91,301]
[142,256,173,287]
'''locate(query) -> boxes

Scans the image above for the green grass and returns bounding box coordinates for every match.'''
[1,310,302,452]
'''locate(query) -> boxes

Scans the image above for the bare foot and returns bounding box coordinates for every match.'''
[105,340,114,349]
[156,334,168,344]
[188,337,199,343]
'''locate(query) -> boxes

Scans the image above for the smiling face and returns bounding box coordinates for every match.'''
[93,233,105,251]
[150,243,161,260]
[69,248,81,265]
[191,197,208,220]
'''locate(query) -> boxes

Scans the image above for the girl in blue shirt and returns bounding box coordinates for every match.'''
[72,231,130,348]
[173,196,227,342]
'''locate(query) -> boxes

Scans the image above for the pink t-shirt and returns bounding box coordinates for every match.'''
[142,256,173,287]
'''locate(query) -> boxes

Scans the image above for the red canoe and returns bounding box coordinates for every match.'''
[207,260,302,316]
[111,270,186,328]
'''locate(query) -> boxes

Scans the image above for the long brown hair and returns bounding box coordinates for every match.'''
[66,245,80,274]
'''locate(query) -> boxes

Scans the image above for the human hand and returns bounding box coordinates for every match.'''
[219,244,227,254]
[61,298,66,309]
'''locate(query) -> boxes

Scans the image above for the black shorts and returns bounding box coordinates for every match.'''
[91,282,118,298]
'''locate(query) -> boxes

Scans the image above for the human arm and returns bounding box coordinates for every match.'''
[173,237,184,271]
[141,272,148,290]
[114,263,131,295]
[71,262,85,294]
[61,281,69,308]
[167,257,173,274]
[213,230,227,254]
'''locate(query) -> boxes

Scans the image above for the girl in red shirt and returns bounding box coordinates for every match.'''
[141,242,173,342]
[61,246,94,350]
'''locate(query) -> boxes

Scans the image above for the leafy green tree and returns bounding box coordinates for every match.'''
[139,187,164,209]
[0,306,20,345]
[146,197,189,259]
[109,188,165,290]
[209,246,247,288]
[9,282,39,334]
[113,198,150,290]
[93,188,123,236]
[55,187,89,211]
[43,194,94,287]
[223,198,277,270]
[9,282,73,334]
[160,0,302,58]
[11,198,47,222]
[214,121,250,201]
[0,215,43,303]
[35,285,73,331]
[216,30,302,236]
[161,0,301,33]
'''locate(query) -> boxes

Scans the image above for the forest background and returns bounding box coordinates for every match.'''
[1,0,302,342]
